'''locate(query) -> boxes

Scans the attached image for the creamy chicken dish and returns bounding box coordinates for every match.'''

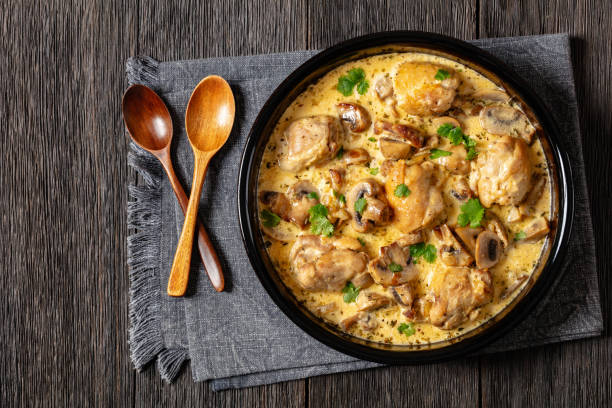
[257,52,552,345]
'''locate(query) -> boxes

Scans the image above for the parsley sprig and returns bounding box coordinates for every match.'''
[337,68,370,96]
[457,198,485,228]
[514,230,526,241]
[436,124,478,160]
[409,243,437,264]
[429,148,452,159]
[354,197,367,215]
[333,190,346,205]
[394,184,411,198]
[398,322,416,336]
[261,210,280,228]
[434,69,450,81]
[389,262,403,273]
[308,203,334,237]
[342,281,360,303]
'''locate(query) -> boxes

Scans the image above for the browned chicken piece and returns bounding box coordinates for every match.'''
[356,292,394,311]
[470,135,532,208]
[433,145,470,175]
[368,242,418,287]
[290,235,369,291]
[434,224,474,267]
[278,115,344,172]
[393,62,460,116]
[428,267,493,330]
[486,212,509,248]
[340,312,378,331]
[385,161,445,233]
[522,217,550,241]
[479,105,536,143]
[474,231,503,269]
[336,102,372,132]
[286,181,319,227]
[346,179,392,233]
[328,168,345,190]
[449,176,474,202]
[454,226,483,254]
[258,191,292,221]
[341,148,371,166]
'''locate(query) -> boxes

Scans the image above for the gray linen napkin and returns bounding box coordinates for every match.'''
[126,34,602,390]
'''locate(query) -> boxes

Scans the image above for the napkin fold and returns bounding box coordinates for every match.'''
[126,34,602,390]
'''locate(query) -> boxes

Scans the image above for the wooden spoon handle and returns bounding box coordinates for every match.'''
[167,153,211,296]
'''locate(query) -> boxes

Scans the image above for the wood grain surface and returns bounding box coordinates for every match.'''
[1,0,610,406]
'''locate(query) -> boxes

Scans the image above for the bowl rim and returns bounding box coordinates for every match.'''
[237,30,574,363]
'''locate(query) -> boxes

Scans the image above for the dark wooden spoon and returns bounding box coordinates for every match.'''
[122,84,225,292]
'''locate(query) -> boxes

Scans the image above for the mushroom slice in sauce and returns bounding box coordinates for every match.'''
[375,75,394,100]
[390,284,416,308]
[449,176,474,202]
[328,168,345,190]
[486,212,510,248]
[471,89,510,104]
[374,120,425,148]
[286,180,319,227]
[433,145,470,175]
[340,312,378,331]
[367,242,418,287]
[341,148,371,166]
[379,137,414,160]
[475,230,503,269]
[434,224,474,267]
[479,105,536,143]
[522,217,550,241]
[396,231,424,247]
[519,175,546,216]
[356,292,394,311]
[431,116,461,130]
[454,226,483,254]
[278,115,344,172]
[259,191,292,221]
[346,178,392,233]
[500,275,528,300]
[336,102,372,132]
[352,271,374,289]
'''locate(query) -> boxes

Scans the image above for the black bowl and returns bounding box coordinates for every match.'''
[238,31,573,363]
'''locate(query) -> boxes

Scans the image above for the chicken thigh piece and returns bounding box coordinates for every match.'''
[290,236,369,291]
[278,115,344,172]
[385,161,445,233]
[393,62,460,116]
[470,135,532,208]
[428,267,493,330]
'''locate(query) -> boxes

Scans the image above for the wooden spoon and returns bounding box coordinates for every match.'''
[122,84,225,292]
[167,76,235,297]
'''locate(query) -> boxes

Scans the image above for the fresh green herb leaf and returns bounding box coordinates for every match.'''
[347,68,366,83]
[342,281,360,303]
[448,127,464,145]
[307,192,319,200]
[398,322,416,336]
[260,210,281,228]
[337,76,354,96]
[429,148,452,159]
[354,197,367,215]
[410,243,437,264]
[336,146,344,159]
[333,190,346,205]
[308,204,335,237]
[369,167,379,175]
[394,183,411,198]
[357,237,366,246]
[457,198,485,228]
[389,262,403,273]
[368,137,377,142]
[436,125,479,158]
[434,69,450,81]
[356,79,369,95]
[466,146,478,160]
[436,123,454,137]
[514,231,526,241]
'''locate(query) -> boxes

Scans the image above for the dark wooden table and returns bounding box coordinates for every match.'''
[2,0,610,406]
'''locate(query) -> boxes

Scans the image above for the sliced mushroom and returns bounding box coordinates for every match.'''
[475,231,503,269]
[341,148,371,166]
[507,206,523,223]
[454,226,483,254]
[449,176,473,202]
[328,168,345,190]
[379,137,414,159]
[346,179,392,232]
[479,105,536,143]
[522,217,550,241]
[389,284,415,307]
[519,175,546,216]
[433,145,470,175]
[367,242,418,287]
[374,120,424,148]
[356,292,394,311]
[375,75,394,100]
[352,271,374,289]
[259,191,291,221]
[315,302,338,316]
[500,275,528,300]
[431,116,461,130]
[262,224,299,242]
[471,89,510,104]
[434,224,474,267]
[329,208,350,228]
[380,159,396,177]
[486,212,509,248]
[287,181,319,227]
[340,312,378,331]
[396,231,424,247]
[336,102,372,132]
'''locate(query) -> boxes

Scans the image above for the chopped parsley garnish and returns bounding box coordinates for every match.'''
[307,192,319,200]
[333,190,346,205]
[342,281,360,303]
[368,137,377,142]
[457,198,485,228]
[434,69,450,81]
[436,124,478,160]
[336,146,345,159]
[337,68,370,96]
[398,322,416,336]
[389,262,403,273]
[514,230,526,241]
[357,237,366,246]
[308,203,334,237]
[369,167,379,175]
[394,183,411,198]
[410,243,437,264]
[354,197,367,215]
[429,148,452,159]
[260,210,281,228]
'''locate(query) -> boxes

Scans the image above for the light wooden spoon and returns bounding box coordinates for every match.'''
[167,76,235,297]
